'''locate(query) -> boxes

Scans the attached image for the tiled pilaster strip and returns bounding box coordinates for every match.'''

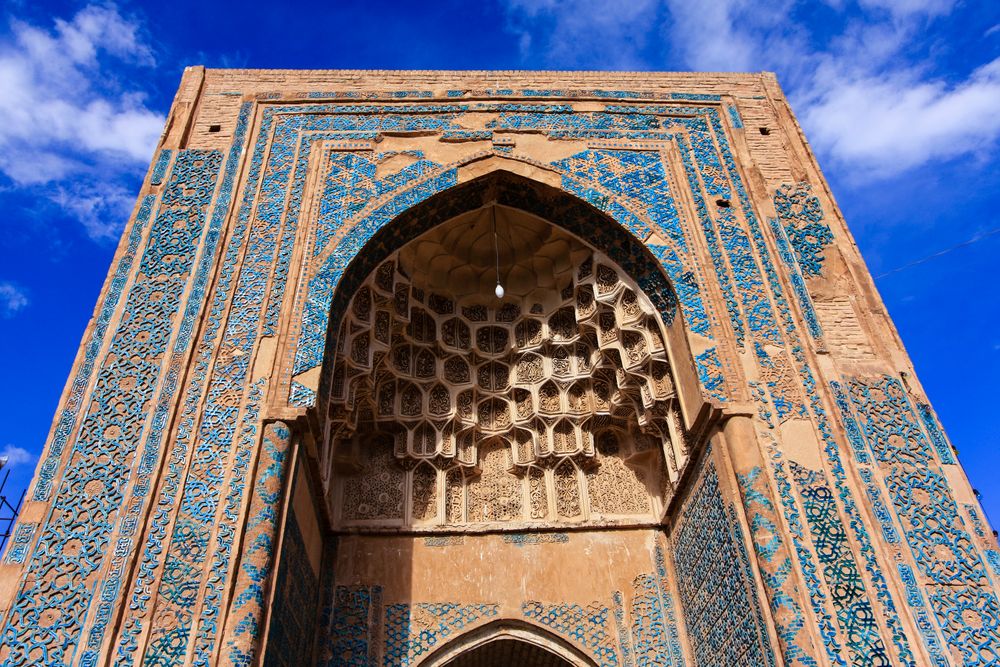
[736,465,823,666]
[220,421,293,666]
[140,116,295,662]
[706,105,917,665]
[113,102,253,666]
[33,192,158,502]
[0,150,222,666]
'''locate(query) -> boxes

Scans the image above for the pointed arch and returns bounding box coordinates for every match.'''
[303,165,707,426]
[417,619,598,667]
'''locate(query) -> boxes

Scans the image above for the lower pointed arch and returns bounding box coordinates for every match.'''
[417,619,598,667]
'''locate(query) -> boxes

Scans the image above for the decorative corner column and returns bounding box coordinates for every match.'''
[719,409,826,667]
[219,420,295,667]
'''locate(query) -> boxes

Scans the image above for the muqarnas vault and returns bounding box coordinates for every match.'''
[0,69,997,667]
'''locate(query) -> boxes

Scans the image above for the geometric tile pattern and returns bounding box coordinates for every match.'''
[150,148,172,186]
[139,95,287,664]
[765,444,847,666]
[672,457,776,667]
[769,182,831,341]
[114,102,254,667]
[773,183,833,279]
[522,601,618,667]
[790,463,890,665]
[2,522,36,565]
[896,563,951,666]
[223,421,293,666]
[324,585,380,666]
[385,602,499,666]
[767,214,823,340]
[651,544,687,667]
[629,574,676,666]
[261,509,319,667]
[0,148,224,667]
[612,591,634,667]
[737,466,820,667]
[965,503,1000,568]
[711,110,923,664]
[844,375,1000,665]
[917,402,956,465]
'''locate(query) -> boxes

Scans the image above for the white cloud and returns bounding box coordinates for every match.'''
[784,8,1000,177]
[660,0,797,73]
[53,5,155,66]
[801,57,1000,176]
[0,282,28,317]
[500,0,999,179]
[0,445,35,467]
[0,5,163,238]
[52,183,135,241]
[51,181,140,241]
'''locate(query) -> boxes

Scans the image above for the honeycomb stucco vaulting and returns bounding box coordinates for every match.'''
[0,69,995,667]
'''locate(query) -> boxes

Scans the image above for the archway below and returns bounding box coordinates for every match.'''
[443,638,572,667]
[419,622,596,667]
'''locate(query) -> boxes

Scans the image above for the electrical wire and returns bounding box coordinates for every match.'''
[874,225,1000,280]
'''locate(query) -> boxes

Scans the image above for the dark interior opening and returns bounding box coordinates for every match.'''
[443,638,574,667]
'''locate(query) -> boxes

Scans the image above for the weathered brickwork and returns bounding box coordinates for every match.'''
[0,69,994,667]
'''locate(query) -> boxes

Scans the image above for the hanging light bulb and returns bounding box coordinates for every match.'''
[492,203,504,300]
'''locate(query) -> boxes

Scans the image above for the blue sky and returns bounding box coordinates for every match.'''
[0,0,998,525]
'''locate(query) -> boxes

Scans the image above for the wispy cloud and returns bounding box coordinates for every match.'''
[802,57,1000,177]
[502,0,663,69]
[500,0,1000,179]
[660,0,799,73]
[857,0,957,20]
[51,181,141,241]
[0,445,35,467]
[0,282,28,317]
[0,4,164,239]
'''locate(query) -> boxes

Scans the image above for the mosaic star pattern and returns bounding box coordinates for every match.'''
[840,375,1000,664]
